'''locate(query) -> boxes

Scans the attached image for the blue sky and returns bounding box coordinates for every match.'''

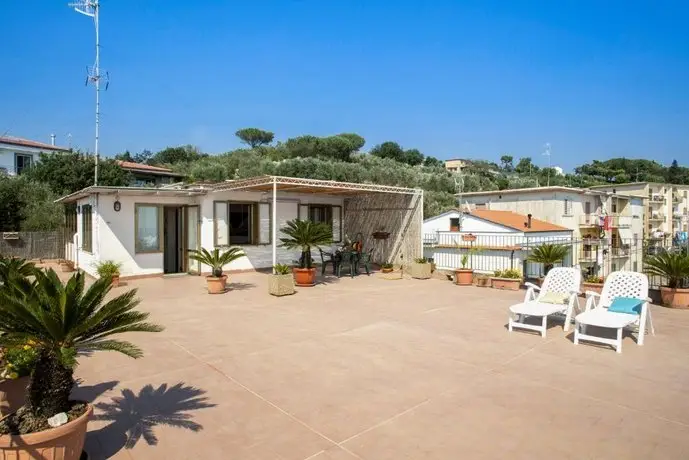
[2,0,688,171]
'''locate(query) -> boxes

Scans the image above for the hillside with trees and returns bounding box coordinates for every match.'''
[1,127,687,231]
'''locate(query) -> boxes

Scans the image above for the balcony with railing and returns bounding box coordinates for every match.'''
[649,213,665,221]
[579,214,631,228]
[649,194,665,204]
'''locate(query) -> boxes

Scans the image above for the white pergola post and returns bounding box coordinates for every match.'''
[272,177,277,273]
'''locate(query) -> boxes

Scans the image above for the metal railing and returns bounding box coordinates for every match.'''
[423,232,689,289]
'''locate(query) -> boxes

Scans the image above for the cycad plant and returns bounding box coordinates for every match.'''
[0,270,163,426]
[645,250,689,289]
[0,256,38,286]
[188,247,246,277]
[279,220,333,269]
[528,243,569,276]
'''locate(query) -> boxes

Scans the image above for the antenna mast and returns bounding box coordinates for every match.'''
[70,0,109,185]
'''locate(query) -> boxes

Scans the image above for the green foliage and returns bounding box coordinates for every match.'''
[0,270,163,418]
[0,256,38,286]
[381,263,394,269]
[188,247,246,277]
[149,145,206,166]
[336,133,366,151]
[95,260,122,278]
[279,219,333,269]
[273,263,291,275]
[644,250,689,288]
[22,151,131,196]
[423,156,444,168]
[515,157,538,175]
[500,155,514,172]
[584,274,604,283]
[494,268,522,279]
[413,257,428,264]
[1,344,39,379]
[0,175,74,231]
[370,141,425,166]
[528,244,570,275]
[235,128,275,148]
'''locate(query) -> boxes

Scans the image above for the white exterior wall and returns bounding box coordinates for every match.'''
[0,145,51,175]
[198,190,344,273]
[423,211,513,234]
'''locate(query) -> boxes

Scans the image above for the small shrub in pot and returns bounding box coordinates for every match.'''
[492,269,523,291]
[269,264,296,297]
[411,258,432,279]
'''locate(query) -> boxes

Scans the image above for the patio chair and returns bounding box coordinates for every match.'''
[356,248,374,276]
[318,248,338,276]
[508,267,581,338]
[336,251,358,278]
[574,271,655,353]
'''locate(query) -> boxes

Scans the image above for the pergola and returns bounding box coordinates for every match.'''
[212,176,423,269]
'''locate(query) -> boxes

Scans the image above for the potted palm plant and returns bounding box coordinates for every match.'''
[645,250,689,308]
[527,243,569,279]
[0,257,37,284]
[188,247,246,294]
[269,264,296,297]
[491,268,523,291]
[455,253,474,285]
[279,219,333,287]
[95,260,122,288]
[381,263,394,274]
[0,270,162,460]
[411,258,432,279]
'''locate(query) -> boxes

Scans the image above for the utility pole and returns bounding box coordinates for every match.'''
[70,0,109,185]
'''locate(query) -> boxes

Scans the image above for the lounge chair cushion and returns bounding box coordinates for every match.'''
[608,297,643,315]
[540,292,569,305]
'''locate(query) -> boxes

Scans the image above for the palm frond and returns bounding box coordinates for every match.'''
[527,244,569,265]
[76,339,145,359]
[645,250,689,288]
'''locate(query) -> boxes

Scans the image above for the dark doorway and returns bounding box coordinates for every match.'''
[163,206,184,274]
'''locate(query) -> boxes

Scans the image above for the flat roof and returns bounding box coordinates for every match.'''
[458,186,638,199]
[589,182,689,189]
[55,176,422,203]
[55,186,207,203]
[211,176,422,195]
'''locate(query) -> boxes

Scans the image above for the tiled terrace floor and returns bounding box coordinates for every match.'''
[68,270,689,459]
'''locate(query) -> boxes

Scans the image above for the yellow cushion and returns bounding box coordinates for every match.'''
[540,292,570,305]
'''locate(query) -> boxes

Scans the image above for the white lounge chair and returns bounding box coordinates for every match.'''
[508,267,581,338]
[574,271,655,353]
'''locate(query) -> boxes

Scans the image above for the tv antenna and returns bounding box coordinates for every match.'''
[69,0,109,185]
[542,142,552,186]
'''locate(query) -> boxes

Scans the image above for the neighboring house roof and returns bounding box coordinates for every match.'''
[0,136,69,152]
[116,160,183,176]
[470,209,571,233]
[459,186,637,199]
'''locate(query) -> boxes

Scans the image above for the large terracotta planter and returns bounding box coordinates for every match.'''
[410,263,432,280]
[293,268,316,287]
[206,275,227,294]
[269,274,296,296]
[491,277,522,291]
[455,269,473,285]
[59,262,74,273]
[0,404,93,460]
[0,376,29,416]
[381,267,394,274]
[110,274,120,288]
[660,287,689,309]
[581,282,604,297]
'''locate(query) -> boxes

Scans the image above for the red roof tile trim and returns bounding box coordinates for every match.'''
[470,209,570,233]
[116,161,175,173]
[0,136,69,151]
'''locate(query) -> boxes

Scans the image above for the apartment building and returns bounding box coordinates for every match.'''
[459,186,645,274]
[444,158,467,172]
[0,136,69,175]
[589,182,689,238]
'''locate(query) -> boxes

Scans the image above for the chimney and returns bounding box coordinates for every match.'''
[50,134,56,146]
[527,214,532,228]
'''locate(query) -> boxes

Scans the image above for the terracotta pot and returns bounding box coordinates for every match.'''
[206,275,227,294]
[581,282,604,297]
[0,404,93,460]
[474,277,491,288]
[293,268,316,287]
[381,267,394,273]
[455,269,473,285]
[0,376,29,416]
[491,277,521,291]
[269,274,296,296]
[410,263,432,279]
[660,287,689,309]
[110,275,120,288]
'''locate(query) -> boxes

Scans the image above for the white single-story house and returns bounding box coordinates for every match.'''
[423,209,574,276]
[0,136,69,175]
[57,176,423,279]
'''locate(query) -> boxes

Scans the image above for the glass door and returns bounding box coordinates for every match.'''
[185,206,200,274]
